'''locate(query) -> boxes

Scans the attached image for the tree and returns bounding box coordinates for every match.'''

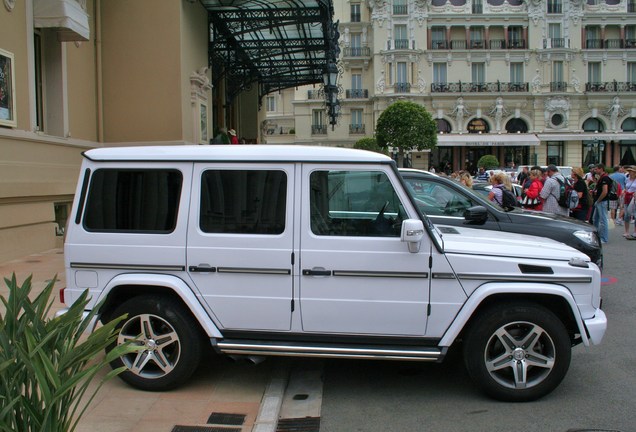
[477,154,500,169]
[353,137,388,155]
[375,100,437,167]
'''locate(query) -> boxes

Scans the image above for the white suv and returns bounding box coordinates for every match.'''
[61,145,606,401]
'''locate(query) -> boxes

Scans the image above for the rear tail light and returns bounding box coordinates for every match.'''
[59,287,65,304]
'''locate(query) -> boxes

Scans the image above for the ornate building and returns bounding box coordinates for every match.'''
[264,0,636,173]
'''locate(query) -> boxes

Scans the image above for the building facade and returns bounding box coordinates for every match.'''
[264,0,636,173]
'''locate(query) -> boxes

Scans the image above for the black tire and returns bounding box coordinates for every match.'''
[106,295,203,391]
[462,302,571,402]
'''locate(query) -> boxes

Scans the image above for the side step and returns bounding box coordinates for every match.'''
[214,339,446,362]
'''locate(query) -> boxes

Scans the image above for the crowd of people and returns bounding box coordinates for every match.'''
[447,163,636,245]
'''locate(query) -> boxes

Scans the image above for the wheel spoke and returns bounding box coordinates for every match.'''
[139,314,156,339]
[512,360,528,389]
[486,352,514,372]
[518,325,542,350]
[494,328,519,351]
[155,330,178,348]
[153,349,174,374]
[129,350,153,375]
[526,351,555,369]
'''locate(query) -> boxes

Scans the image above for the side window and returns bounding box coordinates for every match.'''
[403,178,473,217]
[310,170,406,237]
[84,169,182,233]
[200,170,287,234]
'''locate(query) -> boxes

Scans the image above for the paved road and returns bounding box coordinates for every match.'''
[318,225,634,432]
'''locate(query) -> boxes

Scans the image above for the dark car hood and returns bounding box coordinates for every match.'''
[505,208,595,231]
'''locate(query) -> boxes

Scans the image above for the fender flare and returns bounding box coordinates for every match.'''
[438,282,588,347]
[97,273,223,339]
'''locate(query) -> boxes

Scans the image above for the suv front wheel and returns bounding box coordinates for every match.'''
[106,295,203,391]
[463,302,571,402]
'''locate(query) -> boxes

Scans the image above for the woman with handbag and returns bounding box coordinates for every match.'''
[521,169,543,211]
[571,167,592,222]
[623,166,636,238]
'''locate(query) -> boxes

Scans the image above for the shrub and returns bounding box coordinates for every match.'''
[0,274,136,432]
[477,155,500,170]
[354,137,389,155]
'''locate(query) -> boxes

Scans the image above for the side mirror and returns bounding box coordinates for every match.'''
[401,219,425,253]
[463,205,488,225]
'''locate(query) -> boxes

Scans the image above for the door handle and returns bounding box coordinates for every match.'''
[189,265,217,273]
[302,269,332,276]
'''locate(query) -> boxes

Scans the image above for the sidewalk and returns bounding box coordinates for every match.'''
[0,249,272,432]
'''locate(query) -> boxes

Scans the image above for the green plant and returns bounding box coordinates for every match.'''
[0,274,136,432]
[353,137,388,155]
[477,155,500,169]
[375,100,437,167]
[289,128,295,134]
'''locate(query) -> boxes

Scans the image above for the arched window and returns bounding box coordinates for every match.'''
[467,118,490,133]
[505,118,529,133]
[620,118,636,166]
[582,118,606,166]
[436,118,452,133]
[582,118,605,132]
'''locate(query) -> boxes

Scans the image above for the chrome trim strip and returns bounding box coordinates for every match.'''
[218,350,441,361]
[456,273,592,283]
[70,262,185,272]
[332,270,429,278]
[432,273,456,279]
[217,342,441,358]
[217,267,291,275]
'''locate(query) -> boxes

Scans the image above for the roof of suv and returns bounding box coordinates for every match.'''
[83,145,393,163]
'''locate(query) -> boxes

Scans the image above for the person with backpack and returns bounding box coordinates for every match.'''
[571,167,592,222]
[488,172,519,209]
[592,163,612,244]
[539,165,570,217]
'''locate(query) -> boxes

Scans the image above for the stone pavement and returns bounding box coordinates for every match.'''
[0,249,277,432]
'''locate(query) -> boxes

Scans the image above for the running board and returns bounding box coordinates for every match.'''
[214,339,446,362]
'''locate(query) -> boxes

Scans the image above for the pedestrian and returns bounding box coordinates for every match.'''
[476,167,488,181]
[521,168,543,211]
[487,172,510,207]
[228,128,239,144]
[517,166,529,187]
[458,170,473,188]
[610,165,626,225]
[571,167,592,222]
[539,165,570,217]
[623,166,636,239]
[592,163,612,244]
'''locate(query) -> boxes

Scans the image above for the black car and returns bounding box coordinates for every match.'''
[399,169,603,268]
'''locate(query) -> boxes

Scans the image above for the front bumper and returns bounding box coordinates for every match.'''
[584,308,607,345]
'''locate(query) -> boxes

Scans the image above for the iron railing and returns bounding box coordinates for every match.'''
[430,81,529,93]
[393,4,408,14]
[394,82,411,93]
[343,47,371,57]
[346,89,369,99]
[431,39,526,50]
[311,125,327,135]
[550,81,568,92]
[586,81,636,92]
[349,124,366,134]
[307,90,324,99]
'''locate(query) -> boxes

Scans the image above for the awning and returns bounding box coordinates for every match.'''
[537,132,636,141]
[202,0,338,102]
[437,133,540,146]
[33,0,90,41]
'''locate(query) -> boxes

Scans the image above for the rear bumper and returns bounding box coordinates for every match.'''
[584,308,607,345]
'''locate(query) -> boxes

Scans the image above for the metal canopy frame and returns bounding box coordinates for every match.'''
[202,0,338,105]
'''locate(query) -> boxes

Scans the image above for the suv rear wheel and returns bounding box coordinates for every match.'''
[106,295,203,391]
[463,302,571,402]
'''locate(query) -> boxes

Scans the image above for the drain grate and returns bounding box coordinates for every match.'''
[172,427,241,432]
[276,417,321,432]
[207,413,246,426]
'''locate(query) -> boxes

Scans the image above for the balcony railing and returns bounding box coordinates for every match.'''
[346,89,369,99]
[629,1,636,12]
[431,81,529,93]
[432,39,526,50]
[350,13,361,22]
[604,39,622,49]
[343,47,371,57]
[311,125,327,135]
[394,82,411,93]
[550,81,568,92]
[585,39,603,49]
[307,89,324,99]
[543,38,570,48]
[547,3,562,13]
[394,39,410,49]
[586,81,636,92]
[349,124,366,134]
[393,4,408,14]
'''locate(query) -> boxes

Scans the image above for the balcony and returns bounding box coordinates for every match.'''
[585,39,603,49]
[547,3,562,13]
[350,13,361,22]
[432,39,526,50]
[586,81,636,92]
[393,39,410,50]
[345,89,369,99]
[543,38,570,48]
[343,47,371,57]
[307,89,324,99]
[604,39,623,49]
[394,82,411,93]
[311,125,327,135]
[349,124,366,134]
[550,81,568,92]
[431,81,529,93]
[393,4,408,14]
